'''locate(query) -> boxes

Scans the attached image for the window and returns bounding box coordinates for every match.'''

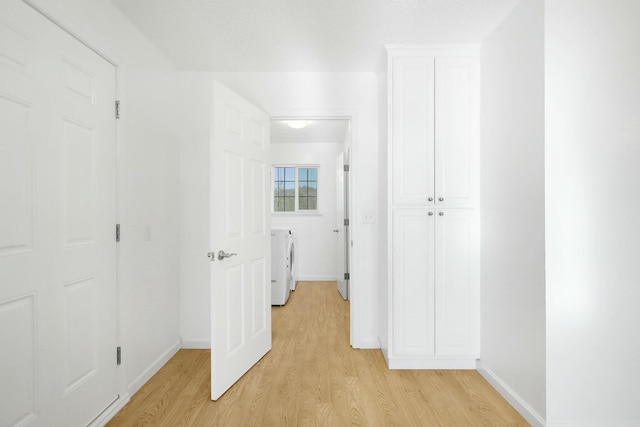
[273,166,318,212]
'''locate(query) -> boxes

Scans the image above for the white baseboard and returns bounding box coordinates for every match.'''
[546,423,639,427]
[181,339,211,349]
[477,361,545,427]
[297,276,338,282]
[89,393,130,427]
[387,357,477,370]
[127,339,181,397]
[352,338,381,349]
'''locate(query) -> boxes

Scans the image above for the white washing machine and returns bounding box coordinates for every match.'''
[271,227,292,305]
[289,230,298,290]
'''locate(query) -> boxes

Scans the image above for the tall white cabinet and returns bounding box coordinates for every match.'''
[383,45,480,369]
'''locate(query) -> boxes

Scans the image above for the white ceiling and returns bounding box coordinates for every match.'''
[110,0,521,72]
[271,119,350,144]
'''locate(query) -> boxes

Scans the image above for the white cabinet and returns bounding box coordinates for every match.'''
[391,52,478,208]
[391,208,478,366]
[384,46,480,369]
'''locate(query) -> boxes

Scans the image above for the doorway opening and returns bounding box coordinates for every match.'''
[269,117,352,337]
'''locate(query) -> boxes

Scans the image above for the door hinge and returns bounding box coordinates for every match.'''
[116,346,121,365]
[115,100,121,119]
[344,164,350,172]
[116,224,120,242]
[344,272,350,280]
[344,218,349,226]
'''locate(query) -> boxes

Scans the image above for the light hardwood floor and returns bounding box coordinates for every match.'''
[107,281,528,426]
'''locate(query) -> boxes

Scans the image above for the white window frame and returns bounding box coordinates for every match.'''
[272,164,320,214]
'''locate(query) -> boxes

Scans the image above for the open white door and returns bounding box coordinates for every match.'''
[210,81,271,400]
[336,153,349,300]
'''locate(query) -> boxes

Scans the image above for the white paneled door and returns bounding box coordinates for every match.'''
[0,1,118,426]
[434,209,478,357]
[210,81,271,400]
[336,153,348,300]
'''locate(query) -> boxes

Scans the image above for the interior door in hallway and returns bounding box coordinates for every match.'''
[336,152,349,300]
[0,0,118,425]
[210,81,271,400]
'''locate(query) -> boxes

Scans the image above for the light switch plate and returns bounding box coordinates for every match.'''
[362,210,375,224]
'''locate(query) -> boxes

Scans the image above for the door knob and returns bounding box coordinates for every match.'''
[428,197,434,202]
[438,212,444,216]
[438,197,444,202]
[428,212,434,216]
[217,250,237,261]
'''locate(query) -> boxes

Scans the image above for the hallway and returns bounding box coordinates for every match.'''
[107,282,527,426]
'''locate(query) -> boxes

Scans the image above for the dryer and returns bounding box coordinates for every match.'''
[289,230,298,290]
[271,227,292,305]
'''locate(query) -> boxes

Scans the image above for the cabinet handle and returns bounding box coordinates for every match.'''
[428,197,434,202]
[428,212,434,216]
[438,197,444,202]
[438,212,444,216]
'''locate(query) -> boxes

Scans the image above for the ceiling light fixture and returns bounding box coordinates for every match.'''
[286,120,309,129]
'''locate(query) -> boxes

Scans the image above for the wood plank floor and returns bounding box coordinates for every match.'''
[107,281,529,426]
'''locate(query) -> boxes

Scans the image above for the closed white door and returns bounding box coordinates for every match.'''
[391,56,435,206]
[392,209,436,357]
[336,153,348,300]
[434,209,477,356]
[0,1,118,426]
[210,81,271,400]
[434,57,478,207]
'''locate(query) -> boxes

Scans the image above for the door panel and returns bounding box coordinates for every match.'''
[0,94,33,256]
[0,1,118,425]
[0,294,36,426]
[211,81,271,400]
[435,57,478,207]
[392,56,435,206]
[435,209,477,356]
[392,209,435,357]
[336,153,347,300]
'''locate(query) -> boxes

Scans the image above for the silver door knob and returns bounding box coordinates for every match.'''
[428,212,433,216]
[438,212,444,216]
[217,250,237,261]
[428,197,434,202]
[438,197,444,202]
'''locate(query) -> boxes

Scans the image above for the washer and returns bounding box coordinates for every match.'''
[271,227,292,305]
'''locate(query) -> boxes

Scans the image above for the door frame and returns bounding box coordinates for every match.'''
[271,109,356,347]
[20,0,129,422]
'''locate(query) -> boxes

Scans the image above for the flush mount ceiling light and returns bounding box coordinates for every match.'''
[286,120,309,129]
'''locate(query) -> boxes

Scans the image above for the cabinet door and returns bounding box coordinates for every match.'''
[392,209,435,357]
[435,57,478,207]
[434,209,478,356]
[391,57,435,206]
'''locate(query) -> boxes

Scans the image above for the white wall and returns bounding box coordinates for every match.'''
[478,0,546,424]
[271,143,343,281]
[545,1,640,425]
[179,72,380,348]
[28,0,181,399]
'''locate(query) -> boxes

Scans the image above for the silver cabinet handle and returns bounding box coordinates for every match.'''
[217,250,237,261]
[428,197,434,202]
[333,229,339,233]
[438,212,444,216]
[428,212,434,216]
[438,197,444,202]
